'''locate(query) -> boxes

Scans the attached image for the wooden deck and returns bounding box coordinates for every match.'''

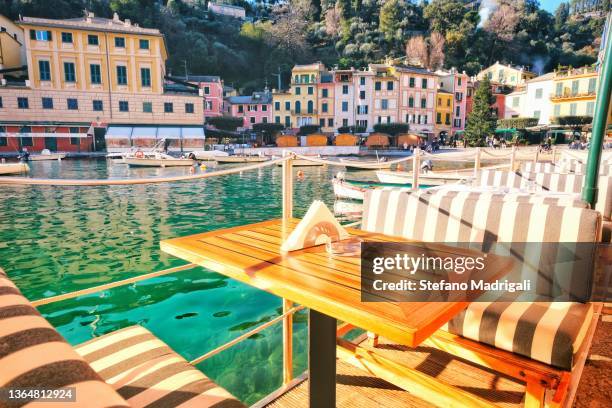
[264,337,525,408]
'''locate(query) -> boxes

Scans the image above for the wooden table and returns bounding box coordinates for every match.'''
[160,218,513,407]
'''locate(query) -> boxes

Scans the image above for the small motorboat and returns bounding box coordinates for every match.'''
[0,162,30,175]
[376,169,474,186]
[29,149,66,161]
[332,177,368,201]
[190,150,229,160]
[275,155,325,167]
[124,152,195,167]
[215,155,269,163]
[339,156,392,170]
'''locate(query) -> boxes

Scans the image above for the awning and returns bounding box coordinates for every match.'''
[157,127,181,139]
[495,128,517,133]
[132,127,158,139]
[105,126,132,139]
[181,127,205,139]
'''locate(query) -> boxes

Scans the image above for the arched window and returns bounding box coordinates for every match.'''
[295,101,301,114]
[307,100,314,114]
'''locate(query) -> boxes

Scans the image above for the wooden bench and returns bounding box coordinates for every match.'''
[0,267,245,408]
[354,189,604,407]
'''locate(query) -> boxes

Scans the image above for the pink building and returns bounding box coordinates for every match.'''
[436,69,468,135]
[177,75,224,120]
[395,65,437,139]
[225,90,272,129]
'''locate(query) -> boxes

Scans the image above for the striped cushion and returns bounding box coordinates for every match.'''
[521,162,561,173]
[414,189,587,208]
[479,170,612,219]
[522,161,612,175]
[0,268,129,407]
[361,191,601,369]
[443,300,594,370]
[75,325,245,408]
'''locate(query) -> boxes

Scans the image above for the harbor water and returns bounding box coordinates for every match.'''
[0,158,359,404]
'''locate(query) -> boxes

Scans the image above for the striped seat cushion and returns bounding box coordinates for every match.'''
[0,268,130,407]
[414,189,587,208]
[522,161,612,176]
[443,301,594,370]
[75,325,245,408]
[477,169,525,188]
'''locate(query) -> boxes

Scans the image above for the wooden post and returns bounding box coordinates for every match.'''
[281,151,293,220]
[510,145,517,171]
[282,298,293,385]
[533,146,539,165]
[309,309,336,408]
[412,147,420,190]
[474,146,481,176]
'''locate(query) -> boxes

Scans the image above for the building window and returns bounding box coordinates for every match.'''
[295,101,301,114]
[61,32,72,43]
[588,78,597,93]
[139,39,150,49]
[185,103,194,113]
[307,100,314,114]
[436,112,441,124]
[328,118,333,127]
[409,77,415,88]
[262,105,268,112]
[38,60,51,81]
[453,118,461,127]
[275,101,280,110]
[308,87,313,95]
[31,30,51,41]
[143,102,153,113]
[116,66,128,85]
[295,87,301,95]
[70,137,79,145]
[571,80,579,95]
[319,118,325,127]
[164,102,173,113]
[387,81,394,91]
[88,34,99,46]
[553,104,561,117]
[42,97,53,109]
[343,118,349,126]
[586,101,594,116]
[357,105,368,114]
[64,62,76,82]
[569,103,577,116]
[0,97,3,108]
[90,64,101,84]
[342,85,349,95]
[119,101,129,112]
[285,101,290,111]
[512,97,519,107]
[285,116,291,127]
[445,113,451,125]
[555,82,563,96]
[17,97,29,109]
[20,137,33,147]
[67,98,78,110]
[322,88,328,98]
[202,86,209,95]
[238,105,244,113]
[457,77,462,86]
[375,81,382,91]
[359,90,365,99]
[408,97,414,108]
[206,101,213,110]
[533,110,541,119]
[380,99,387,110]
[0,137,6,146]
[421,98,426,109]
[535,88,543,99]
[322,103,328,113]
[360,77,366,86]
[275,116,281,124]
[342,101,348,112]
[93,100,103,111]
[141,68,151,87]
[115,37,125,48]
[250,117,256,124]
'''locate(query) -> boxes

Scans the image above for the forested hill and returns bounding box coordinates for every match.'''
[2,0,609,93]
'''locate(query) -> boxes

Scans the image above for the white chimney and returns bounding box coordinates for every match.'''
[113,12,120,22]
[124,19,131,27]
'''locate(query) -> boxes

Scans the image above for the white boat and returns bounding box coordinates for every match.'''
[215,155,269,163]
[125,152,195,167]
[275,156,325,167]
[332,178,368,201]
[376,169,473,186]
[0,162,29,175]
[340,157,392,170]
[29,149,66,161]
[190,150,229,160]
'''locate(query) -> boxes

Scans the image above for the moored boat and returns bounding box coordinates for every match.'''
[190,150,229,160]
[215,155,269,163]
[29,149,66,161]
[275,155,325,167]
[332,177,368,201]
[340,157,392,170]
[376,169,473,185]
[0,162,30,175]
[124,152,195,167]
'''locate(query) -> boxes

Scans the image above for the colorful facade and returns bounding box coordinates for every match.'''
[178,75,224,120]
[437,69,468,135]
[550,66,598,119]
[290,63,326,128]
[272,91,292,128]
[394,65,437,138]
[434,90,453,139]
[370,64,399,126]
[225,90,272,129]
[317,73,335,133]
[333,69,355,130]
[352,70,375,132]
[477,61,536,87]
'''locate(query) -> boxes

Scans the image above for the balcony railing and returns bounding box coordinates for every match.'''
[550,90,596,100]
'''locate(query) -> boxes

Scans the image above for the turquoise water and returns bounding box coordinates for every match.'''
[0,159,356,405]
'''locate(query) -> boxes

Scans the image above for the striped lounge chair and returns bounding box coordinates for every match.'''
[360,189,603,406]
[0,267,245,408]
[521,161,612,175]
[478,170,612,220]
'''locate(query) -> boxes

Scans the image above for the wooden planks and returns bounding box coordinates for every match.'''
[160,218,513,348]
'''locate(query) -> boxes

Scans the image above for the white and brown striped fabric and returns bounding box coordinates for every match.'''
[75,325,245,408]
[0,267,130,408]
[521,162,561,174]
[361,190,601,369]
[478,170,612,219]
[558,161,612,176]
[414,189,588,208]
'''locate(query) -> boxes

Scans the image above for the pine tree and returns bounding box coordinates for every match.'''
[464,77,496,147]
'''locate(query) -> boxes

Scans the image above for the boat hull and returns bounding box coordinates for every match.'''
[376,170,471,186]
[29,153,66,161]
[0,163,30,175]
[191,150,229,160]
[340,158,392,170]
[124,158,195,167]
[215,156,268,163]
[276,159,324,167]
[332,178,366,201]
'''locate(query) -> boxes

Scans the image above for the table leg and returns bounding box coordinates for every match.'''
[309,309,336,408]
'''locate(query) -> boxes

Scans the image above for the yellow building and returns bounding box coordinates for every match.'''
[477,61,536,87]
[272,90,293,128]
[434,90,453,138]
[0,14,25,70]
[550,66,598,118]
[290,63,326,128]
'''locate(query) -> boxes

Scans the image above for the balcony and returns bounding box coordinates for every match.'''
[290,109,317,116]
[549,89,596,101]
[555,66,597,78]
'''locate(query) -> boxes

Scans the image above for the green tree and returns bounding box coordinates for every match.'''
[423,0,466,35]
[464,78,496,147]
[379,0,404,42]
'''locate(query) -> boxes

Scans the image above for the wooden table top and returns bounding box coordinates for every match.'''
[160,218,513,348]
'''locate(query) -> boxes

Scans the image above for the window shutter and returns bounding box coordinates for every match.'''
[30,30,35,40]
[47,31,52,40]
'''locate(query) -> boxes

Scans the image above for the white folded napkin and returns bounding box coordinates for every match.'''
[281,200,350,252]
